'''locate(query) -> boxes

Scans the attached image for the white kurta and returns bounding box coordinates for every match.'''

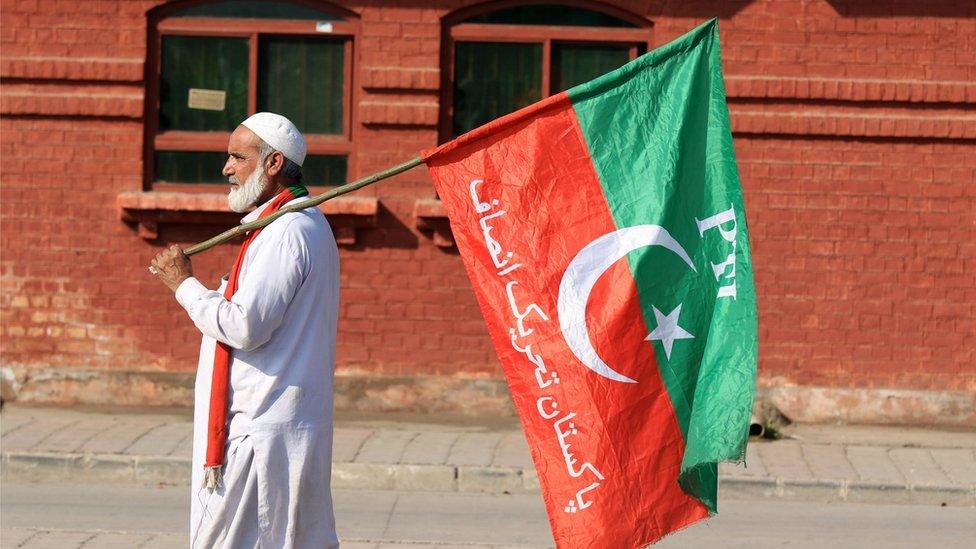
[175,194,340,548]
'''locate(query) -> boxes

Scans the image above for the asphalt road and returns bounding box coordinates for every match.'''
[1,483,974,548]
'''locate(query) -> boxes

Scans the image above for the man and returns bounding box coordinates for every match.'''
[151,112,340,548]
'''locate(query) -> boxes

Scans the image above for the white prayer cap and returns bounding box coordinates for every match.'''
[240,112,307,167]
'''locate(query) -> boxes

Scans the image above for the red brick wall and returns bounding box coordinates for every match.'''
[1,1,974,403]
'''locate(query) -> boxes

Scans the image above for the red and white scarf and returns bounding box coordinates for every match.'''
[204,186,306,489]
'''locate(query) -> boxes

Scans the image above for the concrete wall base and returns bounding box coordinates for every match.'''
[758,386,976,428]
[3,366,973,427]
[0,366,514,416]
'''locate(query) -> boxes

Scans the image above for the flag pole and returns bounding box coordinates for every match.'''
[181,156,424,257]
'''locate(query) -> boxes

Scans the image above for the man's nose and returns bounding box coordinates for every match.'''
[222,161,233,177]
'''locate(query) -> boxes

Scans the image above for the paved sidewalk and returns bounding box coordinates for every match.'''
[2,406,975,506]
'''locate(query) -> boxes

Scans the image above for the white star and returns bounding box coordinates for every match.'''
[645,304,695,360]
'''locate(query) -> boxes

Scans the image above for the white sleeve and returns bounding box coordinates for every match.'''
[175,227,306,352]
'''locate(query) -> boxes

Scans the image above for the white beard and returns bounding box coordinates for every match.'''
[228,166,267,213]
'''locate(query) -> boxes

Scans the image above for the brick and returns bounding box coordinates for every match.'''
[78,454,137,483]
[359,100,439,126]
[77,419,164,454]
[134,456,190,484]
[3,452,84,482]
[909,484,975,506]
[19,531,93,548]
[332,462,396,490]
[929,449,976,485]
[1,417,80,451]
[0,90,143,117]
[780,478,844,502]
[391,464,456,491]
[845,481,913,504]
[0,56,143,81]
[447,433,503,467]
[83,533,155,548]
[720,477,780,499]
[490,432,532,468]
[333,428,374,462]
[802,445,858,480]
[0,528,36,548]
[31,418,116,453]
[889,449,953,486]
[1,1,975,411]
[124,421,193,456]
[457,466,523,494]
[756,443,814,480]
[355,430,417,464]
[401,431,459,465]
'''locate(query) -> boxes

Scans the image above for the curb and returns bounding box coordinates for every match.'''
[3,451,188,485]
[719,476,976,507]
[3,451,974,507]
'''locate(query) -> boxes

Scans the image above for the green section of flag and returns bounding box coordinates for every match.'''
[568,19,758,512]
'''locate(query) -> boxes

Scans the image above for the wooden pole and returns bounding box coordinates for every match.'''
[182,156,424,257]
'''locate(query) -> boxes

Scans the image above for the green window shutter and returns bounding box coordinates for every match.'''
[258,37,345,135]
[552,43,632,93]
[303,155,348,187]
[155,151,228,184]
[160,36,248,132]
[154,152,348,187]
[453,42,542,137]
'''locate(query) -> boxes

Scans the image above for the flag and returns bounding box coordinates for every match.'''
[423,19,757,547]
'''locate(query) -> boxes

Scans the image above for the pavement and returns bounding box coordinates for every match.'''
[2,405,976,507]
[3,484,975,549]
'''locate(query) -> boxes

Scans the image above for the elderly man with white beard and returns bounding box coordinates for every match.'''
[150,112,340,548]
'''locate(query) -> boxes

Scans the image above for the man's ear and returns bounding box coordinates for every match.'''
[265,150,285,177]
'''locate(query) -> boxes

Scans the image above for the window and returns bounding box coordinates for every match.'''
[442,3,651,140]
[146,1,358,189]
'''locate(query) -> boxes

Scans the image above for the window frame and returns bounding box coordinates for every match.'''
[144,3,361,192]
[439,0,653,142]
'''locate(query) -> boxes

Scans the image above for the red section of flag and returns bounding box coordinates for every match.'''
[424,95,708,547]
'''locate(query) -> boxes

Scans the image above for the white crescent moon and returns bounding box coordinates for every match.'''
[557,225,696,384]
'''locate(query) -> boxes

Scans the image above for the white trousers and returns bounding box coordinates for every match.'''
[191,428,338,549]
